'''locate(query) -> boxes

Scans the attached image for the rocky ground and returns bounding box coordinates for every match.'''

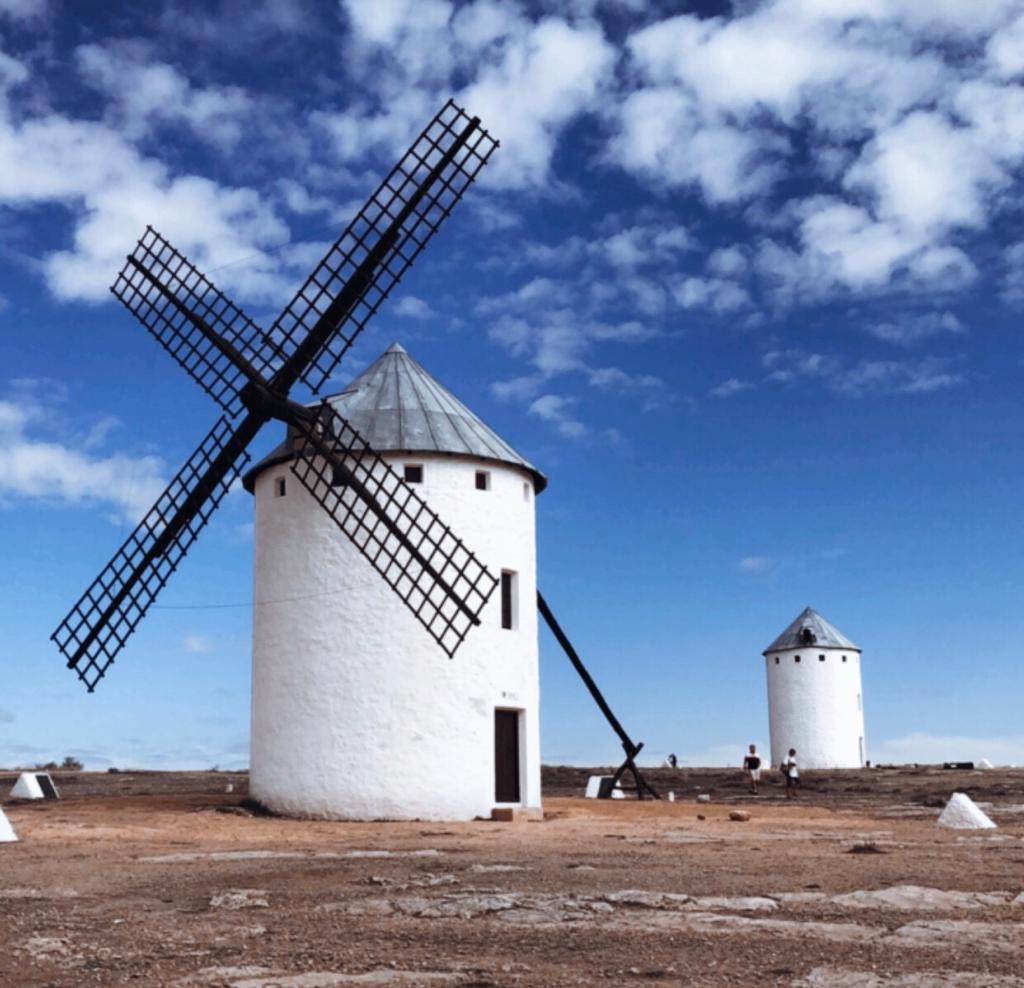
[2,766,1024,987]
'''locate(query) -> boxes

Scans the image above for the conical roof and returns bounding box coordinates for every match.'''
[762,606,860,655]
[243,342,546,492]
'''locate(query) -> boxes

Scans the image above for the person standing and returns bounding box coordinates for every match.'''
[742,744,762,794]
[782,748,799,798]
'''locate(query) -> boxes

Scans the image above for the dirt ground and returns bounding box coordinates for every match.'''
[2,766,1024,988]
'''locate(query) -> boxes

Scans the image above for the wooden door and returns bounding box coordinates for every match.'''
[494,710,521,803]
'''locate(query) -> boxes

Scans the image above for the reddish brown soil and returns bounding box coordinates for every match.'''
[2,767,1024,987]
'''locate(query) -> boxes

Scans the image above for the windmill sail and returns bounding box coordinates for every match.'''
[53,99,501,689]
[111,227,276,416]
[52,415,255,690]
[289,402,498,656]
[268,100,498,395]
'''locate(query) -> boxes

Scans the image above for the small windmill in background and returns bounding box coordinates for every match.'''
[50,99,658,806]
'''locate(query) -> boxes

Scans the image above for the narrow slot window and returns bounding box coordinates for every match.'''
[523,483,530,501]
[404,464,423,484]
[774,657,779,665]
[794,655,801,663]
[500,570,517,630]
[475,471,490,491]
[274,477,286,498]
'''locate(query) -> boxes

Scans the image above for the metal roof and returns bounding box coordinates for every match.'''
[243,342,546,493]
[762,606,860,655]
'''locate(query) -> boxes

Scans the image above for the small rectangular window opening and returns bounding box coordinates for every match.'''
[523,483,530,501]
[274,477,287,498]
[500,570,517,630]
[819,654,826,662]
[794,655,801,663]
[842,655,848,663]
[404,464,423,484]
[475,471,490,491]
[774,657,779,665]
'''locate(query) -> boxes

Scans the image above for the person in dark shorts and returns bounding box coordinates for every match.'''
[782,748,799,798]
[743,744,762,794]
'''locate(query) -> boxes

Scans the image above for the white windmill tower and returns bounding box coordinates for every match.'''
[763,606,866,769]
[243,343,546,820]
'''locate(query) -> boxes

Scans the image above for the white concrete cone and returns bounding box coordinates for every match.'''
[937,792,997,829]
[0,806,18,843]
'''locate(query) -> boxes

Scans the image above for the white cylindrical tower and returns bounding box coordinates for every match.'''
[764,607,866,769]
[243,343,545,820]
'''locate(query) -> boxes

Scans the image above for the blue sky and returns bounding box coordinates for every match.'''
[2,0,1024,770]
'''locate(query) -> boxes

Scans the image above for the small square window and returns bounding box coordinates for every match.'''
[794,655,801,663]
[819,654,826,662]
[475,471,490,491]
[404,464,423,484]
[274,477,286,498]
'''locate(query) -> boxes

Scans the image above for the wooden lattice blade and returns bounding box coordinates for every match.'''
[110,228,277,416]
[269,99,499,396]
[51,414,258,691]
[288,401,498,657]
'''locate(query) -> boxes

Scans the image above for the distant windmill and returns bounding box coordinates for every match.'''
[51,100,657,809]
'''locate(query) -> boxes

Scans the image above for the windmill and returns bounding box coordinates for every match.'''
[51,99,658,809]
[51,100,500,689]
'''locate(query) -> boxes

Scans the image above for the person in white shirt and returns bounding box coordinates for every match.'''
[782,748,799,798]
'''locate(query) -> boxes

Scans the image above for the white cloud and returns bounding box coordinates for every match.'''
[987,12,1024,79]
[491,375,543,402]
[0,384,167,523]
[1002,241,1024,303]
[0,0,46,19]
[605,1,1023,303]
[674,276,750,313]
[762,349,964,396]
[587,366,667,410]
[739,555,772,573]
[865,311,965,346]
[323,6,615,191]
[461,18,615,190]
[844,111,1006,235]
[182,635,212,654]
[393,295,436,319]
[76,43,253,151]
[528,393,586,438]
[710,378,753,399]
[0,52,294,304]
[0,51,28,91]
[600,224,691,268]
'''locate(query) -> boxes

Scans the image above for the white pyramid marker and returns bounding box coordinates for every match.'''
[0,806,17,843]
[9,772,59,800]
[937,791,997,829]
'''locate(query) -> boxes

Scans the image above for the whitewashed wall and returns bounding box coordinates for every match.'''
[765,647,866,769]
[249,451,541,820]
